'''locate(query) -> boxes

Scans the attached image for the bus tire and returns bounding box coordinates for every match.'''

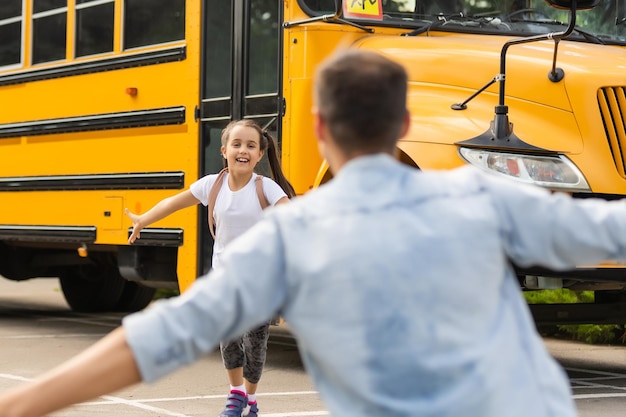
[59,264,126,312]
[115,282,156,312]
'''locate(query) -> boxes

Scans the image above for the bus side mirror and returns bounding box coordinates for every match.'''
[454,0,602,152]
[545,0,600,10]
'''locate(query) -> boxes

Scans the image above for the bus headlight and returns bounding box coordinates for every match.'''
[458,148,590,192]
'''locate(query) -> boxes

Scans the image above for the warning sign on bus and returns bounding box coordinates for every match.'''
[343,0,383,21]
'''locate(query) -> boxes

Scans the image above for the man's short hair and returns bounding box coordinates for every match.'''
[315,49,408,154]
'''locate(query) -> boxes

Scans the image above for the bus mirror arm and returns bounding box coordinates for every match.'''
[451,76,499,111]
[453,0,581,111]
[283,15,373,33]
[453,0,586,153]
[283,13,339,28]
[283,0,373,33]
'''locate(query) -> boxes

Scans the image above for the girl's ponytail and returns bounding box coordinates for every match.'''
[263,131,296,198]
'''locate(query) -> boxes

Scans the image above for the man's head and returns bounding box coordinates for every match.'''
[314,49,409,167]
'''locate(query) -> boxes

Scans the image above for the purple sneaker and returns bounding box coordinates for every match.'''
[219,391,248,417]
[244,401,259,417]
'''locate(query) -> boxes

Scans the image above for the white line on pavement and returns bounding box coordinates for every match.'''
[0,333,105,339]
[84,390,320,405]
[259,412,329,416]
[573,393,626,399]
[0,373,325,416]
[98,395,193,417]
[38,317,120,327]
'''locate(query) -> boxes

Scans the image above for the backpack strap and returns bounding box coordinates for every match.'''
[207,167,228,240]
[207,169,269,240]
[255,175,270,210]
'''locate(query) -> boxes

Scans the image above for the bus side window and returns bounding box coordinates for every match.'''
[75,0,114,58]
[32,0,67,64]
[0,0,22,68]
[123,0,185,50]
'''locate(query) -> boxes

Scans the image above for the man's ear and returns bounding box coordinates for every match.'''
[399,110,411,139]
[313,108,328,161]
[313,108,325,143]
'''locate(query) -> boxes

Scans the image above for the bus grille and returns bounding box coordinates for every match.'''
[598,86,626,177]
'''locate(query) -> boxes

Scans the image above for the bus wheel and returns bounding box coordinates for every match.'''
[59,264,125,312]
[115,282,156,312]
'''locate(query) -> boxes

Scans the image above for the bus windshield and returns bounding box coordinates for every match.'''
[300,0,626,45]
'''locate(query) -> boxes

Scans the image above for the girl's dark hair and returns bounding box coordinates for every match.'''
[221,119,296,198]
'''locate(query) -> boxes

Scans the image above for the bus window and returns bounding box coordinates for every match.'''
[123,0,185,50]
[32,0,67,64]
[0,1,22,68]
[75,0,114,58]
[248,0,280,95]
[204,0,233,99]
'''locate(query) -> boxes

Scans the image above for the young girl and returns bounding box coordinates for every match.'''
[125,119,296,417]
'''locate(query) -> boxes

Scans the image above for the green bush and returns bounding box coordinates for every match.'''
[154,288,180,300]
[557,324,623,345]
[524,288,594,304]
[524,289,625,345]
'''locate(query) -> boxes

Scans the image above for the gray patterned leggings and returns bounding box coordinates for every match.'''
[220,322,270,384]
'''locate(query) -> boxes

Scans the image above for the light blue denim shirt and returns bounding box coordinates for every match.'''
[124,154,626,417]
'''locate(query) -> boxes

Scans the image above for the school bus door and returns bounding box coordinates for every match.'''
[197,0,284,275]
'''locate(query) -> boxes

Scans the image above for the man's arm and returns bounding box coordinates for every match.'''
[482,170,626,268]
[0,327,140,417]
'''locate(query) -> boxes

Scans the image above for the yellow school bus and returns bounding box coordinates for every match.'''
[1,0,625,321]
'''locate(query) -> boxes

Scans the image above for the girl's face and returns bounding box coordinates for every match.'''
[221,125,264,175]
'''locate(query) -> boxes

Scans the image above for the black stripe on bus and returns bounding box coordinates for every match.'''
[0,172,185,191]
[0,106,186,139]
[126,228,183,247]
[0,46,186,87]
[0,225,97,243]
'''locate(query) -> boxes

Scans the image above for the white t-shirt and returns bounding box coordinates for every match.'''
[190,172,287,269]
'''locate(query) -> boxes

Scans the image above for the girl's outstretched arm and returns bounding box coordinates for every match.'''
[126,190,200,243]
[0,327,139,417]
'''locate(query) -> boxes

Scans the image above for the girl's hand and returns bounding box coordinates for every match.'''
[124,191,198,245]
[125,208,143,244]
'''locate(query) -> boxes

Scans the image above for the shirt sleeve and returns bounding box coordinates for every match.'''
[189,174,217,206]
[261,176,288,205]
[481,171,626,269]
[122,216,288,383]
